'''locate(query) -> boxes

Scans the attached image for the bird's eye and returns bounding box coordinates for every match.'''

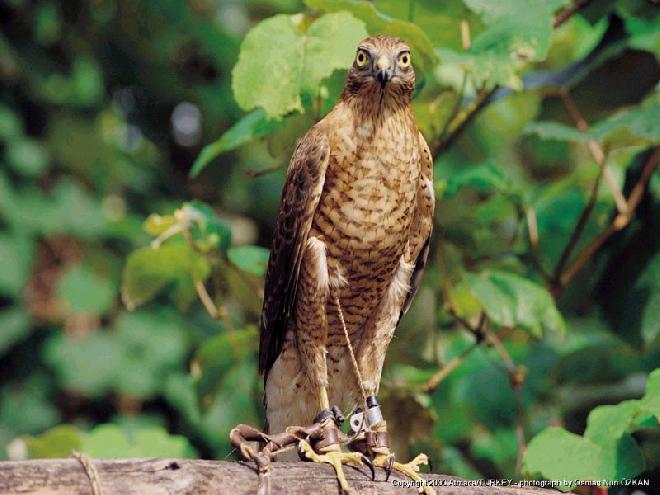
[398,51,411,68]
[355,50,369,68]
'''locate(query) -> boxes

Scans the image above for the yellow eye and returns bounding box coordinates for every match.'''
[398,51,411,67]
[355,50,369,67]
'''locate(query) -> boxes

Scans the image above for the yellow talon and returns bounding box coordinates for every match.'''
[298,440,364,493]
[373,452,436,495]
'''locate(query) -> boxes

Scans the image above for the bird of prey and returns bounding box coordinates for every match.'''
[232,35,435,494]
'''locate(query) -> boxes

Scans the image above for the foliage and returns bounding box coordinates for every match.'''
[523,369,660,489]
[1,0,658,491]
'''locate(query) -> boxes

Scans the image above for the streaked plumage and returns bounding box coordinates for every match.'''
[259,35,435,435]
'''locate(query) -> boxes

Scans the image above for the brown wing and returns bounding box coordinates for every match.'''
[401,131,435,316]
[259,128,330,376]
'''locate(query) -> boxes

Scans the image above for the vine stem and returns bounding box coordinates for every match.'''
[551,143,606,290]
[559,92,627,213]
[194,277,219,319]
[553,0,593,28]
[559,147,660,287]
[422,341,479,393]
[482,326,527,479]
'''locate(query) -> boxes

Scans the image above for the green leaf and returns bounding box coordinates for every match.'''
[0,105,23,140]
[641,290,660,346]
[232,15,305,117]
[524,121,588,142]
[438,0,562,89]
[34,1,61,46]
[1,378,61,438]
[444,162,511,198]
[121,244,211,310]
[642,368,660,421]
[24,425,82,459]
[374,0,478,51]
[113,311,188,398]
[584,400,641,446]
[57,265,116,315]
[44,332,122,397]
[448,279,483,319]
[143,213,178,236]
[464,0,567,25]
[81,424,197,458]
[626,16,660,59]
[0,307,31,356]
[301,12,368,93]
[195,327,257,410]
[523,427,602,489]
[305,0,436,74]
[0,232,34,298]
[231,12,367,119]
[436,47,523,90]
[525,101,660,145]
[464,271,565,337]
[591,101,660,144]
[524,427,644,487]
[72,58,102,105]
[525,371,658,486]
[5,139,49,177]
[227,245,270,276]
[52,179,107,238]
[185,201,232,253]
[190,109,286,177]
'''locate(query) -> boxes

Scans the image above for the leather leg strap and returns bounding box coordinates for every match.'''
[312,424,341,451]
[365,430,390,453]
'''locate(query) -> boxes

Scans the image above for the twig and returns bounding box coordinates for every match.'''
[551,157,605,289]
[432,86,496,156]
[559,92,628,213]
[559,147,659,287]
[553,0,592,28]
[512,375,527,479]
[460,20,471,50]
[422,341,480,393]
[194,277,219,319]
[421,0,592,160]
[71,451,103,495]
[245,163,283,179]
[437,74,468,145]
[525,206,551,282]
[482,326,527,479]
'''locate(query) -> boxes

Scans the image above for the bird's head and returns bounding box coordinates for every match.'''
[343,35,415,101]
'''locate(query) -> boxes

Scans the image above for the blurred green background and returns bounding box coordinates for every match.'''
[1,0,659,490]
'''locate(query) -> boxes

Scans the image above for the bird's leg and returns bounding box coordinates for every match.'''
[282,238,372,493]
[295,385,373,494]
[348,396,435,495]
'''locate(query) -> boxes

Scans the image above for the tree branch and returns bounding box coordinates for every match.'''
[423,341,480,393]
[431,86,496,156]
[0,458,570,495]
[559,147,659,287]
[551,154,605,290]
[482,326,527,479]
[553,0,593,29]
[559,92,627,213]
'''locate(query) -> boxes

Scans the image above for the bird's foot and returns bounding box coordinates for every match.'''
[298,426,373,494]
[372,451,435,495]
[230,423,325,495]
[347,396,435,495]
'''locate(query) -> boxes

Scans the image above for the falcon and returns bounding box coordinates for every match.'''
[231,35,435,494]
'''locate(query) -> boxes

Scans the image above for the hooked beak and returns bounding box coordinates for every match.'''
[374,54,392,89]
[375,69,391,88]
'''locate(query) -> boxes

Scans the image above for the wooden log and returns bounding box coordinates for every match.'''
[0,458,571,495]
